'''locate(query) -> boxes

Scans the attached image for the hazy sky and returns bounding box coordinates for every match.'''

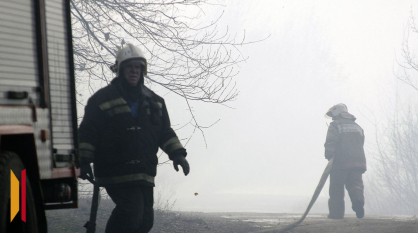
[149,0,418,213]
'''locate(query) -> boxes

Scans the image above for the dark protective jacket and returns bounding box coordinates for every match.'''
[324,112,366,172]
[78,77,186,186]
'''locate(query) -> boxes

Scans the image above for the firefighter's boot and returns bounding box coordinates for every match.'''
[328,198,345,219]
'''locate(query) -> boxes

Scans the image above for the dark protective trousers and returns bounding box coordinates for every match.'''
[105,185,154,233]
[328,169,364,218]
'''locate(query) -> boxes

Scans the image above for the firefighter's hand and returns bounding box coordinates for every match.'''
[79,163,94,181]
[173,156,190,176]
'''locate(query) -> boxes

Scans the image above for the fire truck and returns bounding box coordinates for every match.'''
[0,0,79,232]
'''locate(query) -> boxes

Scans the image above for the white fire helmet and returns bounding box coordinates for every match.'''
[325,103,348,119]
[110,43,147,77]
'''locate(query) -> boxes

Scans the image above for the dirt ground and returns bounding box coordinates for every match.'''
[205,212,418,233]
[150,212,418,233]
[46,205,418,233]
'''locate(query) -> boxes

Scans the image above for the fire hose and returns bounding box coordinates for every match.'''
[254,158,334,233]
[84,177,100,233]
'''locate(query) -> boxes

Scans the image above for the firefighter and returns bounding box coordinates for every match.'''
[78,43,190,233]
[324,103,366,219]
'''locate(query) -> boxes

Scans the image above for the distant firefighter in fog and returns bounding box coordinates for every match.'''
[324,103,366,219]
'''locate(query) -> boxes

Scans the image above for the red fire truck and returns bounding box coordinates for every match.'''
[0,0,79,232]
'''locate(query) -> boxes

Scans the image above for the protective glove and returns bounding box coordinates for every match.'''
[79,162,94,181]
[172,156,190,176]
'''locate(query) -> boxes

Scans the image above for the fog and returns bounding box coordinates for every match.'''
[149,0,418,214]
[74,0,418,215]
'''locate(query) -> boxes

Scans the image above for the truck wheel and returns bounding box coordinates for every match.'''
[0,151,39,233]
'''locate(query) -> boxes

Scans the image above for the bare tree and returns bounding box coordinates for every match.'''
[366,101,418,215]
[395,10,418,90]
[70,0,268,149]
[71,0,262,201]
[70,0,257,104]
[366,11,418,215]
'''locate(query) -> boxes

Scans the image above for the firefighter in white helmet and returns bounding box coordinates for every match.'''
[78,43,190,232]
[324,103,366,219]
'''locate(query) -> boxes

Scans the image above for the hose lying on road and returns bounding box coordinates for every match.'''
[254,158,334,233]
